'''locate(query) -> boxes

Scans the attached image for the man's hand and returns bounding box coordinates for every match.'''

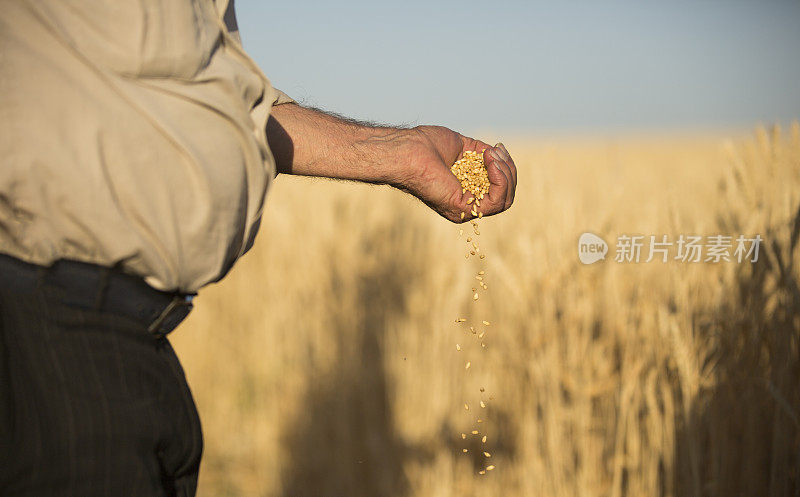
[267,103,517,223]
[395,126,517,223]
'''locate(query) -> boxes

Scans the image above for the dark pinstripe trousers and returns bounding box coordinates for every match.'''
[0,279,203,495]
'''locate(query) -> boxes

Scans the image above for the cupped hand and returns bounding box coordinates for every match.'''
[398,125,517,223]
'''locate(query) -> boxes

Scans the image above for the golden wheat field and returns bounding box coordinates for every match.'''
[171,124,800,497]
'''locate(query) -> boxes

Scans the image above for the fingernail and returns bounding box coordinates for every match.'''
[488,149,502,161]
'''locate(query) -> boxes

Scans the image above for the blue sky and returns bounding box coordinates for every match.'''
[235,0,800,134]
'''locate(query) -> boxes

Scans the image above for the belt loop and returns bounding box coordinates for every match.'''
[34,266,48,293]
[93,266,113,310]
[94,260,126,311]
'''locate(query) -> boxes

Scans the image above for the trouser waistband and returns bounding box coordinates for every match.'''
[0,253,193,336]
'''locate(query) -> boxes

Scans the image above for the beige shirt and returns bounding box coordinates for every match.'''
[0,0,293,292]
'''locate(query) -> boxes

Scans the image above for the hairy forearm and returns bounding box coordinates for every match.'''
[265,103,518,223]
[267,103,415,185]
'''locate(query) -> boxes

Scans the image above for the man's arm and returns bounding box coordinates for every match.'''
[267,102,517,223]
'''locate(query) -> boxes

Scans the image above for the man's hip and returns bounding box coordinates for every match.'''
[0,254,203,497]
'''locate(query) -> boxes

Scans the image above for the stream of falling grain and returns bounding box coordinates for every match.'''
[450,149,495,477]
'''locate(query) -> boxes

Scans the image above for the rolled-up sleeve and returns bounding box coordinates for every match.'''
[271,87,295,106]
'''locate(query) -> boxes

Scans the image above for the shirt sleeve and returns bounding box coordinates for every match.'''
[271,87,295,106]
